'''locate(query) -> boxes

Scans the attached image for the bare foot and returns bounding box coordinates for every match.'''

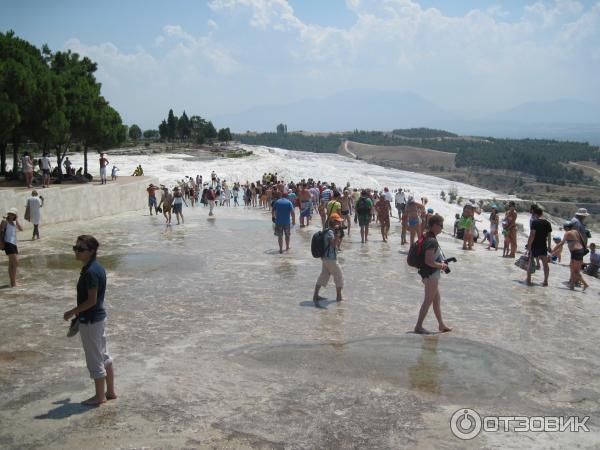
[105,393,117,400]
[414,326,429,334]
[81,395,106,406]
[279,249,283,254]
[336,298,344,302]
[439,325,453,333]
[313,295,326,301]
[542,281,548,286]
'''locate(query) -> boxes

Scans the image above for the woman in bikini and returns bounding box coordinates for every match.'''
[551,221,589,291]
[405,196,425,246]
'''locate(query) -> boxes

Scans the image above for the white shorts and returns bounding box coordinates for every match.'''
[100,167,107,179]
[317,259,344,288]
[79,319,112,379]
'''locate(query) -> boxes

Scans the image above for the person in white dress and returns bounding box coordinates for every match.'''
[26,190,44,240]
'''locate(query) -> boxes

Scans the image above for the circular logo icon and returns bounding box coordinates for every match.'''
[450,408,482,440]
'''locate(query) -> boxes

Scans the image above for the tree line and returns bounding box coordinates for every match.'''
[236,127,600,185]
[0,31,126,177]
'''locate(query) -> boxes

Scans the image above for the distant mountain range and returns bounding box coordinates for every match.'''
[215,90,600,144]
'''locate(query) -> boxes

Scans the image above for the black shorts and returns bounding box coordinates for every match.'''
[531,247,548,258]
[571,249,586,261]
[42,169,50,175]
[418,265,438,279]
[4,242,18,255]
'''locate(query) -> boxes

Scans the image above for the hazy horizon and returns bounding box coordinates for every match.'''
[2,0,600,131]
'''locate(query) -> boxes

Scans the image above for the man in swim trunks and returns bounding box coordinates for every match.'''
[272,193,295,254]
[355,190,373,243]
[99,153,109,185]
[526,205,552,286]
[298,183,312,227]
[147,184,159,215]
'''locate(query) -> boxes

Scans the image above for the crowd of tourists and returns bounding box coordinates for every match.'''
[143,171,597,328]
[1,168,597,407]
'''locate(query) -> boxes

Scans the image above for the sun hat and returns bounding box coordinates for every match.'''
[427,208,433,213]
[576,208,590,217]
[553,235,562,241]
[329,213,343,222]
[7,207,18,217]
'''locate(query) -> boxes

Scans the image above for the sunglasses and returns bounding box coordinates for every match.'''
[72,245,89,252]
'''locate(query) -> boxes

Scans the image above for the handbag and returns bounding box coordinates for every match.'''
[515,254,536,273]
[24,202,31,222]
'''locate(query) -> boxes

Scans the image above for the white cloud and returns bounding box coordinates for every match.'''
[559,1,600,43]
[205,0,600,109]
[61,1,600,128]
[209,0,303,30]
[63,25,243,128]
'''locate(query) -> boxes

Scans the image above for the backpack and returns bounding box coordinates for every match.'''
[0,220,6,250]
[407,234,431,268]
[356,197,370,215]
[311,228,330,258]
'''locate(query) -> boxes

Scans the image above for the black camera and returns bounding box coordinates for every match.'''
[443,257,457,274]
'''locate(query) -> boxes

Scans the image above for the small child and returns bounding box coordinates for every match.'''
[453,213,460,237]
[502,220,510,257]
[551,236,562,263]
[111,165,119,181]
[481,229,497,249]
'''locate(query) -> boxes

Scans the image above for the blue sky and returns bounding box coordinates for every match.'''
[2,0,599,130]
